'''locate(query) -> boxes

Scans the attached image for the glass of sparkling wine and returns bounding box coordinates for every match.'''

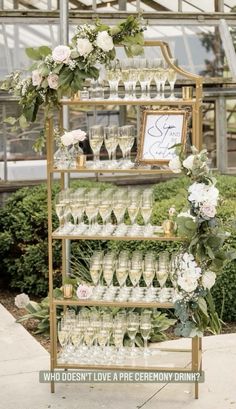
[140,311,152,355]
[89,125,104,168]
[104,125,118,167]
[127,312,140,356]
[58,320,69,361]
[167,64,177,100]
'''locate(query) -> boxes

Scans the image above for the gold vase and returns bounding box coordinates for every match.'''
[162,219,175,236]
[75,154,86,169]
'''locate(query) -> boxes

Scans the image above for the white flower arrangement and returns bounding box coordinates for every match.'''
[174,252,202,297]
[61,129,86,147]
[188,182,219,220]
[15,293,30,309]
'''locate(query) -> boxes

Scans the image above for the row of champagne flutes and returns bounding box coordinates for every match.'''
[55,186,157,237]
[88,124,135,169]
[103,57,177,101]
[89,250,177,302]
[58,308,153,364]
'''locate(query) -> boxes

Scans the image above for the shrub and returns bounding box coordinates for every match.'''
[0,175,236,322]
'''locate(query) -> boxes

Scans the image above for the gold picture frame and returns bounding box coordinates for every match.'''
[137,109,188,165]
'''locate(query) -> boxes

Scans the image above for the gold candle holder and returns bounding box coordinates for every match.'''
[63,284,73,299]
[182,86,193,100]
[76,154,86,169]
[162,219,175,236]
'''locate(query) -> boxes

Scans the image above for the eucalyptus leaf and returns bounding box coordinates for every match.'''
[25,47,42,60]
[198,297,209,317]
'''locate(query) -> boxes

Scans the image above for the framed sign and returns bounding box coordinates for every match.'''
[137,109,188,164]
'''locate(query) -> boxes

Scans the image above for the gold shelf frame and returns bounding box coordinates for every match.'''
[46,40,203,398]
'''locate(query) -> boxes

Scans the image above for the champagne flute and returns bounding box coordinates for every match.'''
[140,311,152,355]
[127,312,140,356]
[104,125,118,167]
[106,66,121,100]
[156,251,169,288]
[58,320,69,361]
[55,203,65,231]
[159,61,168,99]
[89,125,104,169]
[97,327,110,363]
[113,323,125,364]
[167,59,177,100]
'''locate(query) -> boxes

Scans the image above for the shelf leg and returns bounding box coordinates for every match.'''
[192,336,201,399]
[50,377,55,393]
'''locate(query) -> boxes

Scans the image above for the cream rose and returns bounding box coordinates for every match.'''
[169,156,182,173]
[96,31,114,52]
[32,70,42,86]
[70,129,86,143]
[76,38,93,56]
[61,129,86,146]
[202,271,216,290]
[76,284,93,299]
[199,202,216,219]
[183,154,195,170]
[52,45,71,64]
[47,73,59,90]
[61,131,74,146]
[15,293,30,309]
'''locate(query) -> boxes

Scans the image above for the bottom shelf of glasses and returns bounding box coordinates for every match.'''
[55,346,195,371]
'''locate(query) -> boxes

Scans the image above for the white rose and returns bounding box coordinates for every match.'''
[178,274,199,293]
[32,70,42,86]
[61,131,74,146]
[188,183,219,206]
[76,38,93,56]
[202,271,216,290]
[96,31,114,52]
[168,156,182,173]
[70,129,87,143]
[183,154,195,170]
[15,293,30,309]
[199,202,216,219]
[52,45,71,64]
[47,74,59,90]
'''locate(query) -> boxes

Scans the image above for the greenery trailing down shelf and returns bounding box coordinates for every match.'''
[0,15,145,144]
[167,145,236,337]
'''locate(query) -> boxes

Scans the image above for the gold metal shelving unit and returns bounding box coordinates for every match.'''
[46,41,203,399]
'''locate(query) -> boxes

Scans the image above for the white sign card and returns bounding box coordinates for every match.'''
[139,110,187,164]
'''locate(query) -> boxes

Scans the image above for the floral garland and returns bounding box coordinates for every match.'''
[0,16,145,130]
[169,146,235,337]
